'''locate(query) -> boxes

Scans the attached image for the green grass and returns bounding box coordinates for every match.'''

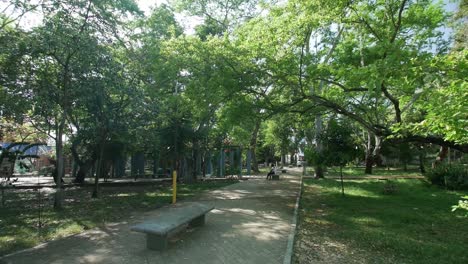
[0,180,235,256]
[324,166,423,178]
[294,178,468,264]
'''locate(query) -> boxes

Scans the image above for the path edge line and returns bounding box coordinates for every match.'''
[283,174,303,264]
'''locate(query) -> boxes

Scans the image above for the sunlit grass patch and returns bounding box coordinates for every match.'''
[294,178,468,264]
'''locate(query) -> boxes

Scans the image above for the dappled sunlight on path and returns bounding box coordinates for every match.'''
[1,172,302,264]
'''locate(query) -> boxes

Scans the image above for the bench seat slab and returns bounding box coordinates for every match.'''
[131,202,214,251]
[131,202,214,235]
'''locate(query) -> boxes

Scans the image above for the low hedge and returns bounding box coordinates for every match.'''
[425,164,468,190]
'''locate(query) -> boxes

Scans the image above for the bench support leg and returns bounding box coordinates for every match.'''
[189,214,206,227]
[146,233,168,250]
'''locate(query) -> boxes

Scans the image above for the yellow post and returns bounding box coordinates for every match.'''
[172,170,177,204]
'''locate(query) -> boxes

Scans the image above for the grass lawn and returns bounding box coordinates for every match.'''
[0,180,236,256]
[293,178,468,264]
[324,166,423,178]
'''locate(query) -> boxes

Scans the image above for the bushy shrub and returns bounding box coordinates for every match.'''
[425,165,446,186]
[425,164,468,190]
[452,196,468,217]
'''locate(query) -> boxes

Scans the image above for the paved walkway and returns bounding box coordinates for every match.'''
[1,172,302,264]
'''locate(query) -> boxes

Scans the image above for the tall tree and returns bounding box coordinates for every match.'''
[3,0,140,207]
[171,0,262,34]
[231,0,467,166]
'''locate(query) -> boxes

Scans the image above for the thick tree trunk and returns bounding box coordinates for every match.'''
[374,136,384,167]
[131,152,145,180]
[365,138,382,174]
[250,120,261,173]
[75,160,93,184]
[365,154,373,174]
[70,141,94,184]
[54,117,65,210]
[281,153,286,167]
[315,165,324,179]
[246,150,252,175]
[372,135,382,168]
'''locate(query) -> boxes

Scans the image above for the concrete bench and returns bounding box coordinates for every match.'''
[272,174,280,180]
[130,202,214,250]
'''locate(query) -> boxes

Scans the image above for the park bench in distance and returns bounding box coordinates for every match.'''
[130,202,214,250]
[271,167,287,181]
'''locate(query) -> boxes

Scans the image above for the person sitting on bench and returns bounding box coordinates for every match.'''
[266,166,275,180]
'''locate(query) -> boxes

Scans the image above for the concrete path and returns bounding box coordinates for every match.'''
[1,172,302,264]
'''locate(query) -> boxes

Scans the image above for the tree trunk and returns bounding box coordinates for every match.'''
[92,144,104,198]
[447,148,451,164]
[250,120,261,173]
[71,160,78,178]
[365,154,373,174]
[433,146,449,168]
[418,147,426,174]
[219,149,224,177]
[372,135,383,168]
[365,131,373,174]
[315,165,324,179]
[91,161,96,179]
[131,154,136,179]
[206,151,212,176]
[191,140,197,180]
[246,150,252,175]
[314,112,324,179]
[307,26,343,179]
[202,153,206,178]
[75,160,93,184]
[196,147,202,178]
[53,117,65,210]
[70,141,95,184]
[153,152,160,178]
[340,165,344,196]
